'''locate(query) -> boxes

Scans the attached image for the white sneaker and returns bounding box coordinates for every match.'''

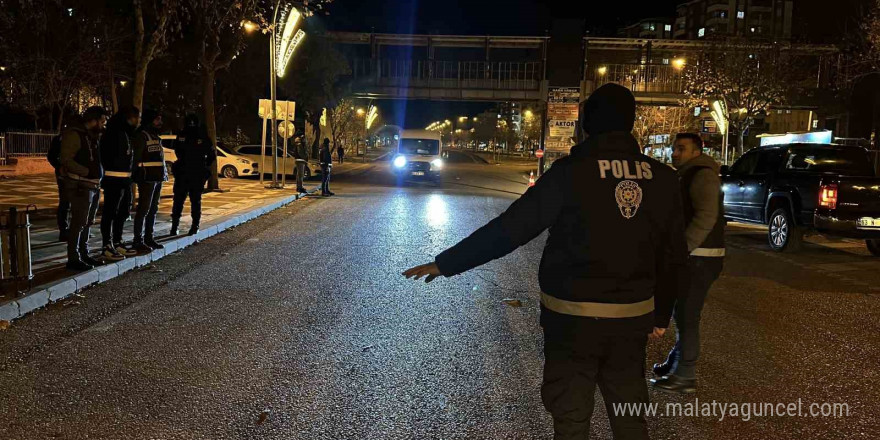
[102,244,125,261]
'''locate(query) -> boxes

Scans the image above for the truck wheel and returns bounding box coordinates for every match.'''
[768,208,803,252]
[867,239,880,257]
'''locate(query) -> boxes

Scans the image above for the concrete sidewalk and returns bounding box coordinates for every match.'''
[0,161,373,321]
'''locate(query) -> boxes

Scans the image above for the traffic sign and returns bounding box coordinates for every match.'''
[535,149,544,158]
[278,121,295,139]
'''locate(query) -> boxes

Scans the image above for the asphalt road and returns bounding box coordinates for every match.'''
[1,156,878,439]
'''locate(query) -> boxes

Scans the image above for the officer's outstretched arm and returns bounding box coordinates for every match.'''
[432,163,567,278]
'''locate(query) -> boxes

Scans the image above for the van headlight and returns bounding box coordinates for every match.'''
[393,155,407,168]
[237,158,249,164]
[431,158,443,170]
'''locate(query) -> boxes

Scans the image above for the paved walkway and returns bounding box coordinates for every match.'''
[0,161,374,296]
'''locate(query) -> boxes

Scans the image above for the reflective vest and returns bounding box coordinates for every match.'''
[135,130,167,182]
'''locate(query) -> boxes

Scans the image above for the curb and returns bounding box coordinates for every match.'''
[0,189,313,322]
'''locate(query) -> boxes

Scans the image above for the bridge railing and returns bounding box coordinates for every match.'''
[586,64,686,96]
[351,59,543,91]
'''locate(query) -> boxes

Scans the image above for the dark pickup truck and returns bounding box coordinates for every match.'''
[721,142,880,254]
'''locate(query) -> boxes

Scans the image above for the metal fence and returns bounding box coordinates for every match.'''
[1,132,57,158]
[352,59,543,91]
[586,64,686,95]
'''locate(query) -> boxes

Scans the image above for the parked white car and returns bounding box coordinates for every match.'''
[158,135,258,178]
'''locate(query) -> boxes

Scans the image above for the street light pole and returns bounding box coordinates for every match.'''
[269,0,281,188]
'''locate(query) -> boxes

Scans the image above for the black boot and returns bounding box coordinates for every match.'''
[170,219,180,236]
[66,260,93,271]
[132,239,154,253]
[650,375,697,394]
[188,225,200,236]
[145,236,164,250]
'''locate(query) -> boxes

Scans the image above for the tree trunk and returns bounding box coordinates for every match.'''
[109,66,119,113]
[57,107,64,133]
[203,68,220,191]
[132,62,148,113]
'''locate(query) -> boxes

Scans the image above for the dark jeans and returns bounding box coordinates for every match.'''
[542,328,650,440]
[664,257,723,379]
[61,178,98,263]
[88,188,99,226]
[171,178,206,227]
[100,183,131,246]
[56,176,70,233]
[134,181,162,242]
[321,165,331,193]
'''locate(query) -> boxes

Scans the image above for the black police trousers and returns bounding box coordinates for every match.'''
[542,327,650,440]
[171,178,206,227]
[100,182,132,247]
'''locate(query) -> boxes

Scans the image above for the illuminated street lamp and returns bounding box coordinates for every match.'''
[356,108,366,116]
[597,66,607,76]
[711,99,729,165]
[672,58,686,70]
[262,2,305,188]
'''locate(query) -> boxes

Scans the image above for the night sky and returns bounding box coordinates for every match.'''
[315,0,858,129]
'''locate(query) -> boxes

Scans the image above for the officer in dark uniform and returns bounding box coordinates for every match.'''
[319,138,334,197]
[651,133,725,394]
[403,84,688,440]
[170,114,216,236]
[59,106,108,270]
[132,109,167,252]
[293,135,309,193]
[99,106,140,261]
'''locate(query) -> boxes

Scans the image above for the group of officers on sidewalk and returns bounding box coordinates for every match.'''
[404,84,725,439]
[49,106,215,271]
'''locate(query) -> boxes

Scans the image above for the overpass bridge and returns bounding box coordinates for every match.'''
[328,32,839,106]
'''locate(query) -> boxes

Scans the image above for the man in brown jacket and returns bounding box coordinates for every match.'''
[651,133,725,394]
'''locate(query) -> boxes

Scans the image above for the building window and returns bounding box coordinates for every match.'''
[737,11,745,19]
[665,24,672,32]
[698,27,706,37]
[720,11,727,18]
[662,58,670,64]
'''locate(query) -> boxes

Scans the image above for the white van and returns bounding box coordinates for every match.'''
[391,129,443,181]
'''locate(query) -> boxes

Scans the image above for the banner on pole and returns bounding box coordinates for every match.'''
[258,99,296,121]
[545,87,581,153]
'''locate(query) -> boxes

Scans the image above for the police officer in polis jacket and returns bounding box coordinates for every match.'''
[131,109,167,252]
[650,133,725,394]
[59,106,109,271]
[170,114,216,237]
[99,106,141,261]
[403,83,688,440]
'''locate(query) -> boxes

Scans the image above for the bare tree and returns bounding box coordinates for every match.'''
[132,0,182,111]
[682,39,790,155]
[187,0,261,190]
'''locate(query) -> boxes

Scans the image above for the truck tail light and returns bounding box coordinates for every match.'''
[819,183,838,209]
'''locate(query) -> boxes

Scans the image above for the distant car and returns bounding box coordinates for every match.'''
[233,144,313,179]
[159,135,258,178]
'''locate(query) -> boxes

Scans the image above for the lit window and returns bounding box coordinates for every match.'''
[665,24,672,32]
[662,58,670,65]
[649,24,656,31]
[720,11,727,18]
[698,28,706,37]
[67,8,74,16]
[737,11,745,19]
